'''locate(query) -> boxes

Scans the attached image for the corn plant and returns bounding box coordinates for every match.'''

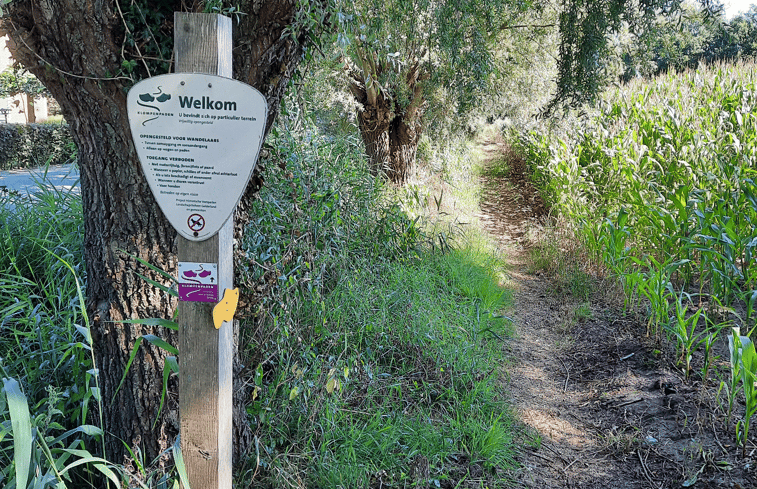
[598,208,632,276]
[630,256,687,338]
[695,200,748,306]
[516,59,757,351]
[701,330,717,383]
[745,290,757,334]
[665,291,709,379]
[728,330,757,457]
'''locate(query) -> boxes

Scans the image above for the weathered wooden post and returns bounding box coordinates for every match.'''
[174,14,233,489]
[127,12,267,489]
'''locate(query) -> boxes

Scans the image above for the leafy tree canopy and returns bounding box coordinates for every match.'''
[607,3,757,82]
[550,0,726,111]
[0,66,49,98]
[337,0,529,123]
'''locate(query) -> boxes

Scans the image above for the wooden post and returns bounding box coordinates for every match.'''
[174,13,234,489]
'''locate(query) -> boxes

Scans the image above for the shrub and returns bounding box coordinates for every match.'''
[0,122,76,170]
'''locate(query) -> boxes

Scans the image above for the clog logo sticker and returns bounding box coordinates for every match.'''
[178,262,218,303]
[136,86,172,125]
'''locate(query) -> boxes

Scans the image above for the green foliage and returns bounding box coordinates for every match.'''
[0,187,114,488]
[202,0,245,18]
[232,112,517,486]
[0,184,192,487]
[115,0,332,83]
[438,247,510,312]
[517,62,757,317]
[0,0,13,16]
[337,0,529,122]
[117,0,175,79]
[666,290,713,378]
[0,123,77,171]
[549,0,724,110]
[618,4,757,80]
[0,67,48,98]
[243,249,516,487]
[1,377,122,489]
[239,114,426,299]
[728,329,757,456]
[727,6,757,59]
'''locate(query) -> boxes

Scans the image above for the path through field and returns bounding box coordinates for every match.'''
[478,139,755,488]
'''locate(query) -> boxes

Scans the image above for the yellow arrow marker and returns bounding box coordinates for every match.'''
[213,287,240,330]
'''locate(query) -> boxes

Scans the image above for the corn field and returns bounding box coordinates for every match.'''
[520,60,757,319]
[517,60,757,451]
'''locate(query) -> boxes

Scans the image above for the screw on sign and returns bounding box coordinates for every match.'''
[188,213,205,235]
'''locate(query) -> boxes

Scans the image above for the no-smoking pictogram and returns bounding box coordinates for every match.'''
[188,214,206,232]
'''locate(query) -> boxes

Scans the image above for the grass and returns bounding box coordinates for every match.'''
[279,255,515,487]
[479,155,511,179]
[235,112,520,487]
[0,185,117,488]
[0,185,85,398]
[1,101,522,487]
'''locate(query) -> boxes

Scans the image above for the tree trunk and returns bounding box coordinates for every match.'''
[386,113,422,184]
[2,0,318,467]
[25,95,35,123]
[356,101,392,177]
[356,104,422,185]
[349,62,425,185]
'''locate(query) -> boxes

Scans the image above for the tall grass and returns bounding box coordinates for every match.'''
[0,186,190,488]
[235,113,519,487]
[0,186,86,407]
[0,187,112,487]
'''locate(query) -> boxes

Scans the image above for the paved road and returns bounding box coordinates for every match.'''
[0,163,80,197]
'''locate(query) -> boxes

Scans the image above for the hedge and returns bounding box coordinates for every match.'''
[0,122,76,171]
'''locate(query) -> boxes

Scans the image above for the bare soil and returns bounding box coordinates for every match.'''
[478,140,757,488]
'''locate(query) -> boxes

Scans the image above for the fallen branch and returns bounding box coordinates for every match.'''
[616,397,644,408]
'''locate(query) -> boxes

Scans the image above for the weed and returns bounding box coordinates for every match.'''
[574,302,593,321]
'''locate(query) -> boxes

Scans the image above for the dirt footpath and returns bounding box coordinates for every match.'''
[479,140,757,488]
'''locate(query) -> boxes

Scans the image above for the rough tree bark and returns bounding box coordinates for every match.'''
[1,0,320,466]
[349,60,425,185]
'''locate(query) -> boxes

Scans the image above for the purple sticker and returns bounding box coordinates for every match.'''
[178,262,218,302]
[179,283,218,302]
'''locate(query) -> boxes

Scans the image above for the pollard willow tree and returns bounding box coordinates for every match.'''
[0,0,330,465]
[339,0,725,184]
[337,0,529,184]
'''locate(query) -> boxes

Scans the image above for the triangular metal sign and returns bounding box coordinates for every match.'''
[127,73,267,241]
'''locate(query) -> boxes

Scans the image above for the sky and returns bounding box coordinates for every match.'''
[722,0,755,18]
